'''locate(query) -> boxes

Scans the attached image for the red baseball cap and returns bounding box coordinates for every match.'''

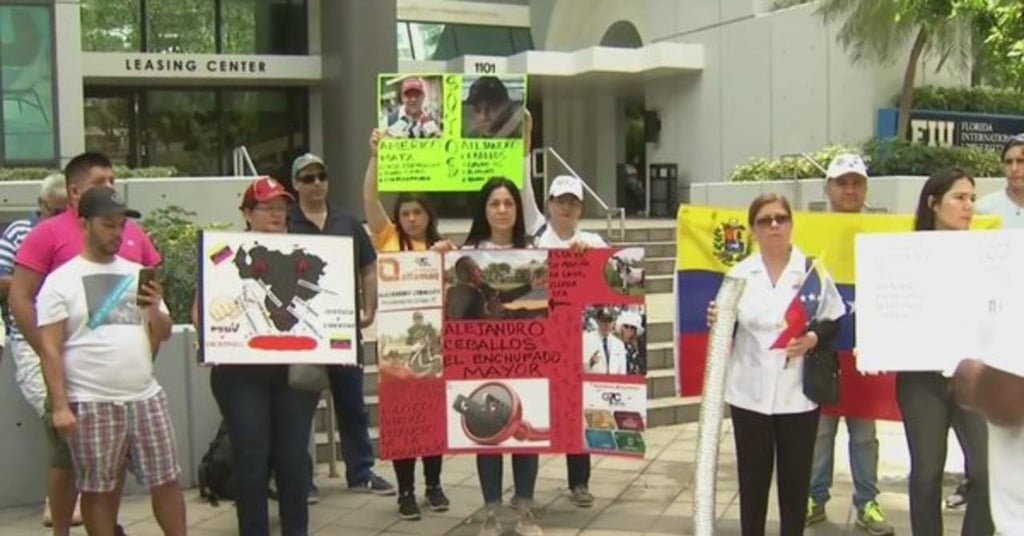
[402,78,425,95]
[241,176,293,209]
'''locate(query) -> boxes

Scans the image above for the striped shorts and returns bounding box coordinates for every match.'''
[68,390,181,493]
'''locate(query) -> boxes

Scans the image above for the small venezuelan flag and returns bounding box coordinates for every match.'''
[329,336,352,350]
[209,244,233,265]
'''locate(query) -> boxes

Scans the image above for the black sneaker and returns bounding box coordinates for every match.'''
[398,493,421,521]
[426,486,450,512]
[308,484,320,505]
[350,473,397,496]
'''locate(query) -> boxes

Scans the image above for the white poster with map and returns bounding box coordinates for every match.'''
[197,230,358,365]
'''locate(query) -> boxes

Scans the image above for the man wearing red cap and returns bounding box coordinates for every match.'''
[383,77,441,139]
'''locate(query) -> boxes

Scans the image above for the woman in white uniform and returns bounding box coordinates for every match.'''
[708,193,845,536]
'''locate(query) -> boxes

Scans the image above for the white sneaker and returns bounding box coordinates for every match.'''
[515,505,543,536]
[41,497,51,527]
[478,506,502,536]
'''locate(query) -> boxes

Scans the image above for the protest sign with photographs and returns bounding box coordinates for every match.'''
[376,248,647,459]
[196,230,358,365]
[375,73,527,192]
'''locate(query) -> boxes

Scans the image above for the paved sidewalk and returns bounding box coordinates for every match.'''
[0,421,972,535]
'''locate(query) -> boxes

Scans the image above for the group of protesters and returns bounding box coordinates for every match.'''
[2,98,1024,536]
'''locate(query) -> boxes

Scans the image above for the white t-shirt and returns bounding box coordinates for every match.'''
[976,188,1024,229]
[535,228,607,249]
[35,256,165,402]
[981,357,1024,534]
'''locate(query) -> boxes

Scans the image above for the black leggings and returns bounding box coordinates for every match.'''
[392,456,443,495]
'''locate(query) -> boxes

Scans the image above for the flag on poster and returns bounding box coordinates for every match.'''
[673,205,1000,421]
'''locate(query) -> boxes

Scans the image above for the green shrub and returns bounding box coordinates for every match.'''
[0,166,177,182]
[140,206,229,324]
[729,138,1003,181]
[909,86,1024,116]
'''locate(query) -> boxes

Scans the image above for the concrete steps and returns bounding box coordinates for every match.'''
[313,220,695,464]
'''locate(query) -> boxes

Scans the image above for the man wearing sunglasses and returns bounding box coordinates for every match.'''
[977,134,1024,228]
[286,153,397,501]
[806,154,895,536]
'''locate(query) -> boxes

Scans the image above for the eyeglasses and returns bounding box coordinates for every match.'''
[296,172,327,184]
[754,214,791,228]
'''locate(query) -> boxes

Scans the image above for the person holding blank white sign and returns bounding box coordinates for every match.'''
[896,168,993,536]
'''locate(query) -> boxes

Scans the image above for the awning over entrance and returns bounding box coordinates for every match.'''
[400,42,704,77]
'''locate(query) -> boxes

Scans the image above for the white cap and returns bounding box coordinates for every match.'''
[616,311,645,337]
[826,154,869,181]
[548,175,584,200]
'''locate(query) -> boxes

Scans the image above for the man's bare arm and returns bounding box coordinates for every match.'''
[9,266,45,353]
[360,262,377,328]
[954,358,1024,427]
[38,321,69,409]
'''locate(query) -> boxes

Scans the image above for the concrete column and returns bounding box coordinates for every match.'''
[53,0,85,165]
[592,89,618,212]
[319,1,396,216]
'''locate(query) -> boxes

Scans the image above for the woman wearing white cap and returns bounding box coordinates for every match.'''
[616,310,646,375]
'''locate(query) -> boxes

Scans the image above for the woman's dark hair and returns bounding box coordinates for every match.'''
[914,167,975,231]
[1002,134,1024,161]
[464,177,529,248]
[746,193,792,227]
[393,194,443,251]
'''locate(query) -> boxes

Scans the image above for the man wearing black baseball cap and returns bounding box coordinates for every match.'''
[35,186,184,536]
[463,76,523,139]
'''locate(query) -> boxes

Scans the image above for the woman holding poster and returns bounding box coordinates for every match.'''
[706,193,845,536]
[897,168,993,536]
[462,177,544,536]
[362,131,453,521]
[190,177,319,536]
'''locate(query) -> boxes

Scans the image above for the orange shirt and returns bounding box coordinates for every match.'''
[372,221,427,252]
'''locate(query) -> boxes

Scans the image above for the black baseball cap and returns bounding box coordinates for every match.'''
[466,76,510,107]
[78,186,141,219]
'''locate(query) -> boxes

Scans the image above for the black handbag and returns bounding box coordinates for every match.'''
[803,345,840,405]
[800,256,840,405]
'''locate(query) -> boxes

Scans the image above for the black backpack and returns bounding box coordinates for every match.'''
[197,421,235,506]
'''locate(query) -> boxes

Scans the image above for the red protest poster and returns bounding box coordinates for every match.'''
[377,248,647,459]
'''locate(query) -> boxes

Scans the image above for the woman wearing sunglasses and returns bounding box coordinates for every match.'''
[706,193,845,536]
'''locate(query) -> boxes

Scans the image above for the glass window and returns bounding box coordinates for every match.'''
[396,22,413,61]
[143,90,219,174]
[408,22,456,61]
[450,24,515,56]
[510,28,533,53]
[81,0,142,52]
[84,89,136,167]
[84,86,309,177]
[146,0,216,53]
[0,4,56,163]
[221,89,306,178]
[221,0,307,55]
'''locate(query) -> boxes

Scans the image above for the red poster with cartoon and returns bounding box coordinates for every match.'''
[377,248,646,459]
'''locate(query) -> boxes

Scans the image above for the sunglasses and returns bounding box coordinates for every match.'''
[296,172,327,184]
[754,213,791,228]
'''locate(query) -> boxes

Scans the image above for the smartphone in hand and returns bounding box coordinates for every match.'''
[137,268,156,306]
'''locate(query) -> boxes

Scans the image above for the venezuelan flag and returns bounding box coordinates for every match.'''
[674,204,1000,420]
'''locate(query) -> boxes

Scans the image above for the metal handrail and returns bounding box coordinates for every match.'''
[232,146,259,177]
[543,147,627,241]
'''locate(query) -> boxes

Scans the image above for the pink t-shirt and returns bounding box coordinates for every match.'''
[14,209,161,275]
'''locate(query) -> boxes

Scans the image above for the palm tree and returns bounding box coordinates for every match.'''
[817,0,977,139]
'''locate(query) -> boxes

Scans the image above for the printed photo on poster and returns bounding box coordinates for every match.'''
[447,379,551,449]
[377,309,443,381]
[377,251,444,312]
[198,230,358,365]
[376,73,526,192]
[604,247,645,297]
[582,381,647,456]
[444,250,549,321]
[461,75,525,139]
[378,75,444,139]
[582,304,647,376]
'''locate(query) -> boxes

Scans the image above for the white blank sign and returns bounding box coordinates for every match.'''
[855,229,1024,374]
